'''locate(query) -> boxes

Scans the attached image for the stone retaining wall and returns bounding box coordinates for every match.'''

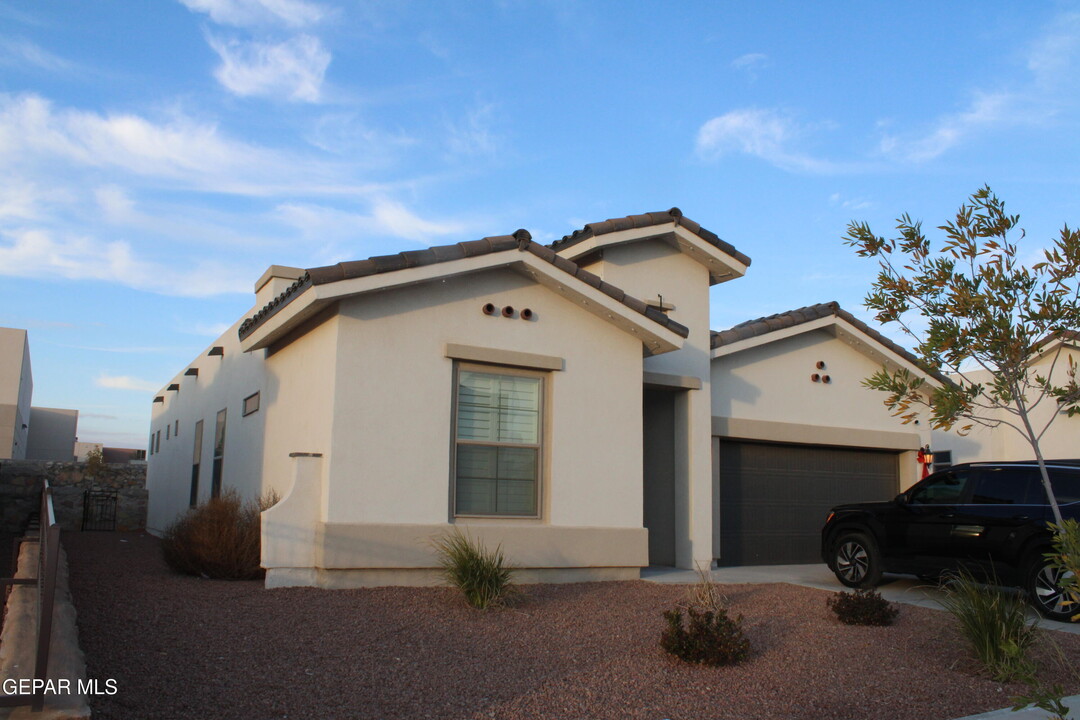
[0,461,147,533]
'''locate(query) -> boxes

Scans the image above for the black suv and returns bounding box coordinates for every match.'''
[821,461,1080,621]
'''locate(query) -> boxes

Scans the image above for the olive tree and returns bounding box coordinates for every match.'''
[844,186,1080,525]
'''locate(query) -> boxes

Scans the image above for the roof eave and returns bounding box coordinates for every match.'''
[554,223,750,286]
[239,251,686,355]
[711,315,948,389]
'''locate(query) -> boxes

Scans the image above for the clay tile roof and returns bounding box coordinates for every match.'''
[238,229,690,342]
[550,207,752,268]
[710,301,951,385]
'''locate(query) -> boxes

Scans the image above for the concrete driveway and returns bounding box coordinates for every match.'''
[641,563,1080,636]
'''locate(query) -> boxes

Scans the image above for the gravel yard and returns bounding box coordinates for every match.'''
[64,531,1080,720]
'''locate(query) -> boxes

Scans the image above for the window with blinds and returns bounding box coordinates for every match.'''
[454,367,542,517]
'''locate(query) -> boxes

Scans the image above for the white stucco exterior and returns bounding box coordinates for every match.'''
[146,210,989,585]
[931,337,1080,465]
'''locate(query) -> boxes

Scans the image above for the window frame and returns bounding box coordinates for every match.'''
[450,362,546,520]
[242,391,260,417]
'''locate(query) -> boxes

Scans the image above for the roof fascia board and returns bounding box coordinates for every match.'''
[241,251,685,355]
[513,254,684,355]
[711,316,835,359]
[553,223,749,284]
[672,225,749,283]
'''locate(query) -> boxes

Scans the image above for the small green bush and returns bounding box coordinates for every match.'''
[1047,519,1080,622]
[938,569,1039,683]
[432,529,515,609]
[161,489,278,580]
[827,588,899,626]
[660,606,751,666]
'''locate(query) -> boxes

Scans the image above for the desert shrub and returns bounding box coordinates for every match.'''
[938,569,1039,683]
[660,606,751,666]
[685,563,727,614]
[161,489,278,580]
[432,529,515,609]
[827,588,899,626]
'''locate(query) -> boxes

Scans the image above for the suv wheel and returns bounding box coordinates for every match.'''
[1025,555,1077,623]
[831,532,882,589]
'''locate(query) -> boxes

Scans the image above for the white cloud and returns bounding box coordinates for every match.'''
[828,192,873,211]
[0,93,379,196]
[696,108,844,173]
[445,103,499,158]
[731,52,768,80]
[275,199,464,244]
[1027,12,1080,86]
[178,0,327,28]
[95,374,160,393]
[371,198,464,242]
[0,38,72,72]
[878,91,1016,163]
[208,34,330,102]
[95,185,135,223]
[0,226,248,297]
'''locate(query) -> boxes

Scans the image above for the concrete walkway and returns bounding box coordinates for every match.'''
[642,563,1080,719]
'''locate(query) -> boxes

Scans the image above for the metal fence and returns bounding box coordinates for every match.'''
[82,489,118,531]
[0,480,62,712]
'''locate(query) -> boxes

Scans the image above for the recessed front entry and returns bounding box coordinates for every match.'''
[643,389,677,566]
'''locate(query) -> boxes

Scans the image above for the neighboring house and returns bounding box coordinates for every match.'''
[26,407,79,461]
[931,331,1080,467]
[0,327,33,460]
[146,209,948,586]
[75,441,147,464]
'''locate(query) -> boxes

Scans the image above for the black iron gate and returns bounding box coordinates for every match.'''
[82,490,118,531]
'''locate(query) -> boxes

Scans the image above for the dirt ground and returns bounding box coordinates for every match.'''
[62,531,1080,720]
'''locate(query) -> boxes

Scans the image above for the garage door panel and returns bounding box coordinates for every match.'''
[717,440,898,566]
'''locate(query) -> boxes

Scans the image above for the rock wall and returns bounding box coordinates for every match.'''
[0,460,147,533]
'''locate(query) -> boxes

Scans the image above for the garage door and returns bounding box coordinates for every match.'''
[716,440,899,566]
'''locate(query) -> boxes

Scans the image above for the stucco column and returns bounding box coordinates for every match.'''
[262,452,323,588]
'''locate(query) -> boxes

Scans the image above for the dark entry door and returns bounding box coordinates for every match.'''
[643,390,677,566]
[717,440,899,566]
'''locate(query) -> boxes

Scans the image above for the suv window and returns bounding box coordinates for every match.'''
[1050,470,1080,503]
[970,467,1045,505]
[909,470,968,505]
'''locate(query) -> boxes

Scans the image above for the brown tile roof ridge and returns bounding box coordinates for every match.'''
[238,229,690,341]
[549,207,752,268]
[710,301,952,385]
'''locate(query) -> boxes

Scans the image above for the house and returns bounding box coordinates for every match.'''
[146,209,949,586]
[930,331,1080,467]
[0,327,33,459]
[0,327,81,461]
[26,407,79,461]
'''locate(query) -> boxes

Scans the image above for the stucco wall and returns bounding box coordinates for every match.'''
[931,343,1080,464]
[712,327,933,437]
[322,268,645,530]
[145,313,272,534]
[0,328,32,460]
[26,406,78,461]
[580,239,715,568]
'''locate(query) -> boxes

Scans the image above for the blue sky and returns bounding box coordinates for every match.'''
[2,1,1079,448]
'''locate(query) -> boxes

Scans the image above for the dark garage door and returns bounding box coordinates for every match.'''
[716,440,899,566]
